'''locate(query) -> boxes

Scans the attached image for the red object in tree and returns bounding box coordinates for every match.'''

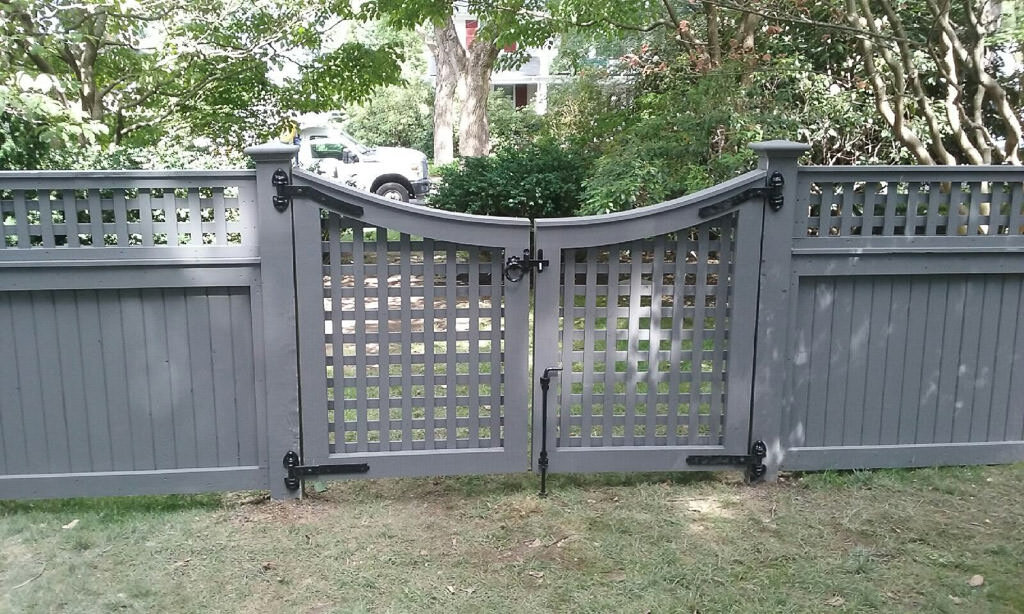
[465,20,478,46]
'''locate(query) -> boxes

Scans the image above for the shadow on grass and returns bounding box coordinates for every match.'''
[314,470,727,502]
[0,492,225,517]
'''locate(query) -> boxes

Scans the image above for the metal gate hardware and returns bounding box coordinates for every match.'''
[505,248,550,282]
[685,440,768,482]
[537,366,562,497]
[698,171,785,218]
[282,450,370,491]
[271,168,365,217]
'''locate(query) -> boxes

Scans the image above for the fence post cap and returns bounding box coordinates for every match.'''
[245,141,299,162]
[748,140,810,158]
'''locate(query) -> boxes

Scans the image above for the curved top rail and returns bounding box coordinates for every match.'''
[0,169,255,190]
[534,169,766,247]
[292,168,531,246]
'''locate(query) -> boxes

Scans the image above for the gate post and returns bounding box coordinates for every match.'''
[246,142,302,499]
[748,140,809,480]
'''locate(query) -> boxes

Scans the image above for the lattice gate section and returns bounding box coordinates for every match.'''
[555,214,737,450]
[321,213,507,455]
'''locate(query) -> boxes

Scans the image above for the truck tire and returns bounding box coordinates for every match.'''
[374,182,410,202]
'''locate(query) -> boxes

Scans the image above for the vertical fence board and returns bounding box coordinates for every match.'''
[230,290,258,465]
[9,293,48,472]
[13,191,30,248]
[647,237,664,444]
[560,249,574,445]
[896,281,929,444]
[377,229,392,450]
[581,248,598,445]
[119,290,153,470]
[54,290,92,471]
[1005,281,1024,441]
[969,277,1002,442]
[399,234,414,448]
[76,291,114,471]
[352,225,369,452]
[208,292,239,465]
[186,290,218,467]
[934,280,967,444]
[688,235,707,445]
[987,278,1020,442]
[39,190,55,247]
[162,291,195,468]
[841,281,871,444]
[444,243,458,448]
[141,289,176,469]
[422,238,436,450]
[0,293,26,474]
[860,279,890,445]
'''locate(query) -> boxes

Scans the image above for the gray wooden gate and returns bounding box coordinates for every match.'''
[289,170,532,480]
[532,172,769,473]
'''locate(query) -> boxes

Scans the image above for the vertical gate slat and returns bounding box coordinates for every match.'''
[33,292,70,471]
[948,182,967,235]
[488,250,501,447]
[327,214,343,453]
[467,245,481,448]
[11,292,48,472]
[688,233,708,445]
[163,290,195,468]
[376,228,392,450]
[581,248,598,445]
[925,182,943,235]
[966,182,983,236]
[881,181,899,236]
[709,223,730,444]
[55,290,92,471]
[400,234,414,448]
[667,235,684,445]
[986,277,1020,442]
[423,238,436,449]
[627,241,643,444]
[969,277,1002,442]
[860,278,890,445]
[839,183,856,236]
[790,282,815,447]
[915,280,945,444]
[188,188,202,245]
[186,289,218,467]
[603,250,619,446]
[0,293,26,474]
[934,279,968,444]
[646,236,664,445]
[145,289,177,469]
[879,282,911,445]
[77,290,114,471]
[560,248,575,445]
[445,243,458,448]
[989,182,1009,234]
[352,224,369,452]
[906,183,924,235]
[897,280,929,444]
[951,277,982,441]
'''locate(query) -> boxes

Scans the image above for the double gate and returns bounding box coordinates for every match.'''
[282,165,773,492]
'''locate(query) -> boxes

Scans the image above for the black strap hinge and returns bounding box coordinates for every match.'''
[504,248,549,282]
[271,168,365,217]
[685,440,768,482]
[283,450,369,491]
[697,171,785,219]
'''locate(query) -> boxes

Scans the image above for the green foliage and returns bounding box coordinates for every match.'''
[430,140,587,219]
[345,81,434,154]
[486,91,543,151]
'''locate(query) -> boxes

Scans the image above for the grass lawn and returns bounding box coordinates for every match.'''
[2,465,1022,613]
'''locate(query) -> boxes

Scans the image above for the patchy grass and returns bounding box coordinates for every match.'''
[2,465,1023,613]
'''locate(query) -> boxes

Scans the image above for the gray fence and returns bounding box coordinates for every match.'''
[1,141,1022,500]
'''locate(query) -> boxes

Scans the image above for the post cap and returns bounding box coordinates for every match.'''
[245,142,299,163]
[748,140,811,157]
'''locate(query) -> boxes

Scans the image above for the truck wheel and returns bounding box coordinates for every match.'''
[375,182,410,201]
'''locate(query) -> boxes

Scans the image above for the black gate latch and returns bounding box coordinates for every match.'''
[505,248,549,282]
[283,450,370,491]
[271,168,365,217]
[685,440,768,482]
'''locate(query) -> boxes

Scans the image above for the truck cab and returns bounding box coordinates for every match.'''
[296,126,430,202]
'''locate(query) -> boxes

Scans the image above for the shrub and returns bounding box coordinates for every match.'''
[430,140,587,219]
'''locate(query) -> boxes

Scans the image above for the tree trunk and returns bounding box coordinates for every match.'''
[428,20,465,165]
[458,41,498,157]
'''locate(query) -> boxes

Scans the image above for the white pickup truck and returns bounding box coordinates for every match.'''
[296,127,430,202]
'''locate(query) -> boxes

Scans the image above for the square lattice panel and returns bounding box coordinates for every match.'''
[321,213,507,453]
[556,215,737,447]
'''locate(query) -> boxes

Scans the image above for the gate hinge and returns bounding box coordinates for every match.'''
[685,440,768,482]
[505,248,549,282]
[697,171,785,218]
[283,450,370,491]
[270,168,365,217]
